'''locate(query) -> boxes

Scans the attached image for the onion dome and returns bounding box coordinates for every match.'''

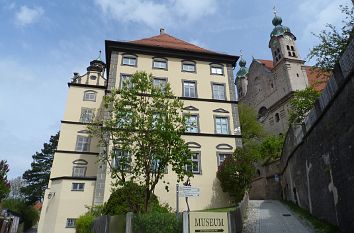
[87,51,106,72]
[236,56,248,80]
[270,13,291,37]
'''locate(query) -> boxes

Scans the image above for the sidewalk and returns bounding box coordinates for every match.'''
[243,200,314,233]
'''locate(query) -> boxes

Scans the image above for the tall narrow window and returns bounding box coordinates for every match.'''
[83,91,97,101]
[122,55,137,66]
[275,113,280,122]
[215,117,229,134]
[212,83,226,100]
[186,152,201,174]
[182,61,196,72]
[80,108,94,123]
[217,153,231,166]
[112,149,131,171]
[75,136,90,152]
[153,78,167,91]
[120,74,132,89]
[185,115,199,133]
[183,81,197,98]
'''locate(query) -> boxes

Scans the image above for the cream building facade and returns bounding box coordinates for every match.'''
[38,30,241,233]
[237,13,328,135]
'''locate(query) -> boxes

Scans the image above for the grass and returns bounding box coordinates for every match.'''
[197,206,236,212]
[282,200,342,233]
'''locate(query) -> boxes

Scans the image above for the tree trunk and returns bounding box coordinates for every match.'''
[144,187,150,212]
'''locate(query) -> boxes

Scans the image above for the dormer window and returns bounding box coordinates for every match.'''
[122,54,137,67]
[153,58,167,70]
[210,64,224,75]
[182,61,196,73]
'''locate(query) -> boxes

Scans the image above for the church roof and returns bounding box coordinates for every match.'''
[129,33,219,54]
[255,59,330,92]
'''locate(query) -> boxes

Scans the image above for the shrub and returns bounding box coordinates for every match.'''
[133,212,182,233]
[76,213,95,233]
[103,182,169,215]
[1,198,39,230]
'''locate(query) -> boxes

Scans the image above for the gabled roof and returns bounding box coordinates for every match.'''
[129,33,219,54]
[254,59,330,92]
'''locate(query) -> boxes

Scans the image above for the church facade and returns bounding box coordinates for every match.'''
[38,30,241,233]
[237,13,329,135]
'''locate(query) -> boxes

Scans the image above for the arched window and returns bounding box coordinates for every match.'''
[153,57,168,70]
[210,63,224,75]
[258,106,267,119]
[122,54,137,67]
[83,90,97,101]
[181,60,196,73]
[275,113,280,122]
[72,159,88,177]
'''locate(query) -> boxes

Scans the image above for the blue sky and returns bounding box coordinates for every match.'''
[0,0,350,179]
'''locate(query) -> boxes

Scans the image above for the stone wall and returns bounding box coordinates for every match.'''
[280,39,354,233]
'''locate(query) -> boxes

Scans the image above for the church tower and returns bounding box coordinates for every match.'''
[268,9,308,94]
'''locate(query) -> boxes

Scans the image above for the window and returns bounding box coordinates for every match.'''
[83,91,96,101]
[72,183,85,191]
[217,153,231,166]
[122,55,137,66]
[153,58,167,70]
[286,45,290,50]
[212,83,226,100]
[215,117,229,134]
[75,136,90,152]
[185,115,199,133]
[80,108,94,123]
[72,166,86,177]
[153,78,167,91]
[210,65,223,75]
[182,61,196,72]
[150,158,168,173]
[112,149,131,171]
[120,74,132,89]
[117,110,132,128]
[186,152,201,174]
[66,218,76,228]
[291,46,295,51]
[183,81,197,98]
[275,113,280,122]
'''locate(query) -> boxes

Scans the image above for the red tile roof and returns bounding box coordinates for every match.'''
[129,33,218,54]
[255,59,330,92]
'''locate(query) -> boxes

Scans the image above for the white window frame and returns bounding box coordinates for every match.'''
[182,61,196,73]
[153,78,167,91]
[217,153,231,166]
[75,136,90,152]
[122,55,137,66]
[183,81,197,98]
[72,166,86,177]
[215,117,229,134]
[120,74,132,89]
[112,149,131,171]
[80,108,94,123]
[185,115,199,133]
[210,65,224,75]
[83,91,97,102]
[186,152,201,174]
[71,183,85,191]
[153,58,167,70]
[66,218,76,228]
[212,83,226,100]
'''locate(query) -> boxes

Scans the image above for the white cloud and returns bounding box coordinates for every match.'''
[15,5,44,27]
[94,0,218,29]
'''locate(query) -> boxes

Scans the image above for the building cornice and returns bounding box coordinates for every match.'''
[50,176,97,181]
[55,150,99,155]
[61,121,102,126]
[68,83,107,89]
[182,132,242,138]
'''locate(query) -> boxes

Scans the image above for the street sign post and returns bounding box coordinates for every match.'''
[176,184,200,216]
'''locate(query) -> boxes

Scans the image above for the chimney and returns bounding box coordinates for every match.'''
[160,28,165,35]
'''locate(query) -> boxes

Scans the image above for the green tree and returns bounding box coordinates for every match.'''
[21,132,59,203]
[289,87,320,124]
[238,104,266,145]
[89,71,192,212]
[308,5,354,72]
[2,199,39,230]
[217,148,255,203]
[0,160,10,201]
[259,135,284,162]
